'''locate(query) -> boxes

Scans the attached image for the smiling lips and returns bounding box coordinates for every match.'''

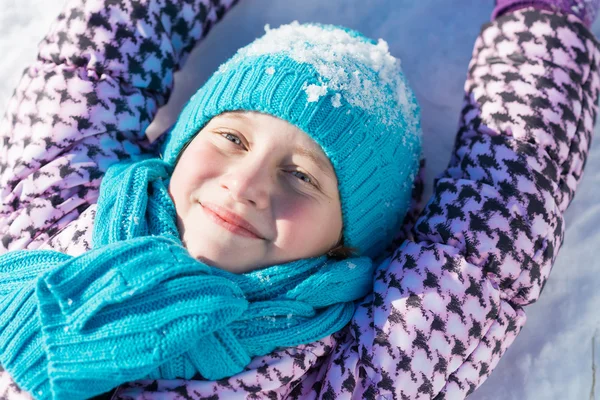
[200,202,264,240]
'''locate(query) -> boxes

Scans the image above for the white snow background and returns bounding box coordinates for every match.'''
[1,0,599,399]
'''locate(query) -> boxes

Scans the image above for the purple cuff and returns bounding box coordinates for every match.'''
[492,0,599,27]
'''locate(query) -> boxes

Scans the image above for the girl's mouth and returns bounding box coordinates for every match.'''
[200,202,264,240]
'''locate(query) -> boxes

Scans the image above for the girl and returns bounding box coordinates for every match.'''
[0,1,598,399]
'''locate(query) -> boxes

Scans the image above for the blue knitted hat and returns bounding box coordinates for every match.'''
[162,22,422,259]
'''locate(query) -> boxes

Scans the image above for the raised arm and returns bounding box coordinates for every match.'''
[310,8,600,399]
[0,0,239,253]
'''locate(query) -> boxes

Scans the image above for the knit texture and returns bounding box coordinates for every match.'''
[0,157,375,399]
[161,22,422,258]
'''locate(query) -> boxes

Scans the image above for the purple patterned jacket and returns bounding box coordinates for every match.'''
[0,0,598,399]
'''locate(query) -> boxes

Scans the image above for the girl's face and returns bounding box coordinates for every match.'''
[168,111,343,273]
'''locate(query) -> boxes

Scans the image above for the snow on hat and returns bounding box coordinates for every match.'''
[162,22,422,259]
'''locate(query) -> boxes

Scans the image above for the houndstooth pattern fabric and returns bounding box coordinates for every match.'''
[0,3,598,400]
[492,0,600,27]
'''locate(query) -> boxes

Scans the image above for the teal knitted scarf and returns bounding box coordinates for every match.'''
[0,157,375,399]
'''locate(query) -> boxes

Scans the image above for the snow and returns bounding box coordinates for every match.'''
[304,83,328,102]
[1,0,599,398]
[331,93,342,108]
[220,21,418,128]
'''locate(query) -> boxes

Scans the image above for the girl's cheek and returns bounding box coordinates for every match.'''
[179,142,224,186]
[279,194,342,255]
[273,198,317,244]
[170,147,208,207]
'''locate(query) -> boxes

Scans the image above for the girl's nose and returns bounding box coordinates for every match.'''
[220,160,271,209]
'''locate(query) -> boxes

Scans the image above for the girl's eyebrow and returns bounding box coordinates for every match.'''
[293,145,336,180]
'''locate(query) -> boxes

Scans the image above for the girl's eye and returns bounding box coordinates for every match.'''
[220,132,244,147]
[290,170,316,187]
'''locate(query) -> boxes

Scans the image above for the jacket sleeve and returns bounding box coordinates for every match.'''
[313,9,600,399]
[0,0,239,253]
